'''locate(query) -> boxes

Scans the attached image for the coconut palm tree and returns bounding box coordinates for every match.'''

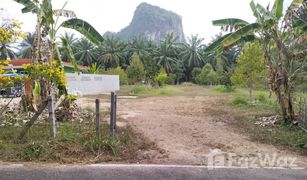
[205,0,307,122]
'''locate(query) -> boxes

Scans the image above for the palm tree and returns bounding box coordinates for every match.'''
[97,36,127,69]
[0,42,19,60]
[153,33,179,74]
[205,0,307,122]
[73,38,97,66]
[18,33,34,59]
[59,32,77,61]
[128,37,151,62]
[180,35,205,79]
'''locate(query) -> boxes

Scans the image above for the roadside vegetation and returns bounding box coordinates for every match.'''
[0,120,156,163]
[0,0,307,163]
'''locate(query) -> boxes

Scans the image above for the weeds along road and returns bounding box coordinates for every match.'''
[0,164,306,180]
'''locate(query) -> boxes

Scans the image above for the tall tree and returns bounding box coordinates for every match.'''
[73,37,97,66]
[97,36,126,69]
[180,34,205,80]
[154,33,179,74]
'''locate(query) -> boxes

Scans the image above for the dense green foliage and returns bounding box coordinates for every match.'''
[126,53,145,84]
[231,42,267,97]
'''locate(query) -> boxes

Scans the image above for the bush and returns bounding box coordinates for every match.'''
[129,85,147,95]
[231,97,248,106]
[84,137,117,155]
[214,85,236,93]
[154,69,168,86]
[105,67,128,85]
[191,67,201,84]
[257,93,268,103]
[193,64,218,85]
[126,53,145,84]
[22,142,43,161]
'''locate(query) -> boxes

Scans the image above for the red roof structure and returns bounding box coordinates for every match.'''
[3,59,90,71]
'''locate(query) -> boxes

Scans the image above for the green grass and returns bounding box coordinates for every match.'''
[213,86,307,154]
[119,85,177,97]
[0,121,153,163]
[213,85,236,93]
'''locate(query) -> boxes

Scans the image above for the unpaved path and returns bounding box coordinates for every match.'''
[77,87,307,167]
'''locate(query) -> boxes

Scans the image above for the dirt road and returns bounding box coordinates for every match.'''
[77,86,307,167]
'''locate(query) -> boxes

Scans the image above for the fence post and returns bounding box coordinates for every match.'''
[95,99,101,139]
[48,96,56,139]
[110,92,116,136]
[114,93,117,130]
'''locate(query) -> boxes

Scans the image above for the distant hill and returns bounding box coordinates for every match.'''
[104,2,185,42]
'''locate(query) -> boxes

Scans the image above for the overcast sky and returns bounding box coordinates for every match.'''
[1,0,292,43]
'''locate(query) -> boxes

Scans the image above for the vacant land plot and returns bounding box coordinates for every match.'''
[78,85,307,167]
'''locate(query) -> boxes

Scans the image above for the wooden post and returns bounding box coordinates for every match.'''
[110,92,115,136]
[95,99,101,139]
[48,96,56,139]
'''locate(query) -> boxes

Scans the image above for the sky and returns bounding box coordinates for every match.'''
[1,0,292,43]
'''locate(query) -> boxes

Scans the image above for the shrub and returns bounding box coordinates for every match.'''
[105,67,128,85]
[257,93,268,103]
[126,53,145,84]
[84,137,117,155]
[129,85,147,95]
[154,69,168,86]
[191,67,201,84]
[214,85,236,93]
[22,142,43,161]
[231,97,248,106]
[193,64,218,85]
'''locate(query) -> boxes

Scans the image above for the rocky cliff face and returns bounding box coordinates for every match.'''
[105,2,185,42]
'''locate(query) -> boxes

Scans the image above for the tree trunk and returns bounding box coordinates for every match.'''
[248,80,253,98]
[16,100,48,141]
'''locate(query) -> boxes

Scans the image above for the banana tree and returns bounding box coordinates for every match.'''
[13,0,103,65]
[205,0,307,123]
[13,0,104,101]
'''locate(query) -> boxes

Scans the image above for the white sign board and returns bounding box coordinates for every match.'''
[66,73,120,96]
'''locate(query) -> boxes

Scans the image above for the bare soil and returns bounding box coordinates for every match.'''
[77,86,307,167]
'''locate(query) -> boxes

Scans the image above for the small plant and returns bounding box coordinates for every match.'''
[257,93,268,103]
[154,69,168,87]
[231,96,248,106]
[22,142,43,161]
[84,137,118,155]
[214,85,236,93]
[67,94,77,101]
[129,85,147,95]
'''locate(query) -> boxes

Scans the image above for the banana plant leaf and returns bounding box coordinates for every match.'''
[222,23,261,47]
[274,0,284,20]
[61,18,104,45]
[12,0,39,13]
[204,33,232,53]
[213,18,249,31]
